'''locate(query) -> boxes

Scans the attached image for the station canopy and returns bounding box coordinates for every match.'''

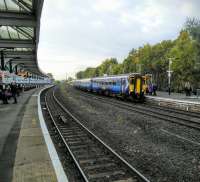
[0,0,46,76]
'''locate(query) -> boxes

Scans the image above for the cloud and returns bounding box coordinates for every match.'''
[38,0,200,79]
[92,0,123,12]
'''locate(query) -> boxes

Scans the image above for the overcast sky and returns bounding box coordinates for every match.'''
[37,0,200,80]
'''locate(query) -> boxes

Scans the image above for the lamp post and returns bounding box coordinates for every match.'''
[167,58,173,95]
[0,48,14,71]
[9,57,21,74]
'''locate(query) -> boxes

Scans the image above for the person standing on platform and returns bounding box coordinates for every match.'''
[148,84,153,95]
[10,82,18,104]
[0,85,3,103]
[185,82,191,96]
[2,85,8,104]
[153,84,157,96]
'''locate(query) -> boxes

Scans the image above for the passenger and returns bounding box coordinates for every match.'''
[145,85,149,95]
[0,85,3,103]
[185,82,191,96]
[10,82,18,104]
[16,84,20,96]
[148,84,153,95]
[153,84,157,96]
[189,85,192,96]
[2,85,9,104]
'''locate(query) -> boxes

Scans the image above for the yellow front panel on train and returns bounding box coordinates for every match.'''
[136,78,141,93]
[129,84,134,93]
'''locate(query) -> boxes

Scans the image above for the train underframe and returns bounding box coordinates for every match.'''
[77,87,145,102]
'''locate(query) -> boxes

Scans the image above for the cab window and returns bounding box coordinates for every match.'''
[129,78,134,84]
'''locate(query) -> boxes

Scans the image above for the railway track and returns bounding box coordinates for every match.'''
[143,104,200,118]
[65,86,200,131]
[44,87,150,182]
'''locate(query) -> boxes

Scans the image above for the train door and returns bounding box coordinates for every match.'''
[135,76,141,95]
[129,77,135,94]
[121,78,126,94]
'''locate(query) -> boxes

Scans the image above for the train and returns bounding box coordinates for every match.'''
[0,70,52,85]
[73,73,147,102]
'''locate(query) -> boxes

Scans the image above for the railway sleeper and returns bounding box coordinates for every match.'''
[60,129,83,133]
[67,140,93,146]
[72,149,103,157]
[65,136,89,142]
[86,166,123,174]
[84,162,116,171]
[69,144,94,150]
[80,160,115,168]
[87,170,126,181]
[74,151,104,159]
[65,134,88,138]
[77,154,110,160]
[78,156,112,164]
[71,145,102,153]
[60,126,81,131]
[110,176,138,182]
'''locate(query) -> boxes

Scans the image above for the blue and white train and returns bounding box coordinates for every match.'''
[73,73,146,101]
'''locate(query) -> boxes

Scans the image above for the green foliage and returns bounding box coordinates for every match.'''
[54,80,61,84]
[76,18,200,91]
[76,58,118,78]
[184,17,200,43]
[169,31,200,90]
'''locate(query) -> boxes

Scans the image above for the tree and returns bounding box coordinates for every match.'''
[169,31,198,91]
[98,58,118,75]
[184,17,200,42]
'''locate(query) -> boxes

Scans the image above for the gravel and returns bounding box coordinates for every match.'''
[54,84,200,182]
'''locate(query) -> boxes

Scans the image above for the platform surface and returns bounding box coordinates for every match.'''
[0,88,57,182]
[147,91,200,103]
[0,89,37,181]
[12,88,57,182]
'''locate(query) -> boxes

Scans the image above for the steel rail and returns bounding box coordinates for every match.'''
[143,104,200,118]
[70,85,200,118]
[71,88,200,131]
[44,90,89,182]
[52,87,150,182]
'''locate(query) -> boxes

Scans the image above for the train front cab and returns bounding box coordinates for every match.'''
[128,74,145,102]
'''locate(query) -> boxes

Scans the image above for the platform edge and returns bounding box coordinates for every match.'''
[38,86,68,182]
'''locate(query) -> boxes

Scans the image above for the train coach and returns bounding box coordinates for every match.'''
[74,73,146,102]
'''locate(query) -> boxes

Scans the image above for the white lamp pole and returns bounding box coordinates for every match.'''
[167,58,173,95]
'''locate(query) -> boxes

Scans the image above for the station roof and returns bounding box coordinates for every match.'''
[0,0,45,77]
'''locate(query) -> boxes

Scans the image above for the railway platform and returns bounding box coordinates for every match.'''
[146,91,200,112]
[0,87,63,182]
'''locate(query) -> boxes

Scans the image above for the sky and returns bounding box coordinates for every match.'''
[37,0,200,80]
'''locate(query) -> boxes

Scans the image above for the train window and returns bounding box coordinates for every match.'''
[129,78,134,84]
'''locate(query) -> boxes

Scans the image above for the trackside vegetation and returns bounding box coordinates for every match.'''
[76,18,200,92]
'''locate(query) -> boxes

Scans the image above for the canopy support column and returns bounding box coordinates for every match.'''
[9,61,13,73]
[1,51,5,70]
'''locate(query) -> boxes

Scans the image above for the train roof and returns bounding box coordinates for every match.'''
[92,73,141,80]
[75,73,141,82]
